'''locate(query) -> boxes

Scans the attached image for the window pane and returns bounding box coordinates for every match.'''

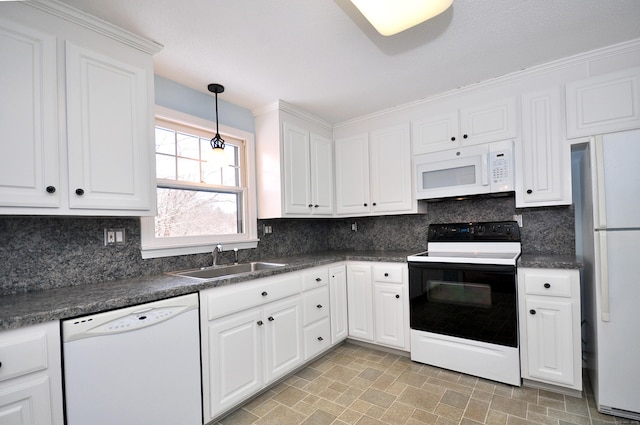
[155,188,241,237]
[155,127,175,155]
[177,157,201,182]
[177,132,200,159]
[156,154,176,180]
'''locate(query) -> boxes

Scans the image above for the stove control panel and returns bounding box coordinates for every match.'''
[428,221,520,242]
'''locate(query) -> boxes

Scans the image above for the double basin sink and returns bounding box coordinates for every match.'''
[168,262,287,280]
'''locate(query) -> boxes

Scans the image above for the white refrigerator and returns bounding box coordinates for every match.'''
[581,129,640,420]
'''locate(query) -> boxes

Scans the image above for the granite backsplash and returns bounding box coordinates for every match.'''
[0,194,574,295]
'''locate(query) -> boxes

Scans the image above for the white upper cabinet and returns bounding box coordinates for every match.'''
[255,102,334,218]
[516,88,572,207]
[0,1,160,216]
[335,123,421,216]
[566,67,640,138]
[412,96,518,155]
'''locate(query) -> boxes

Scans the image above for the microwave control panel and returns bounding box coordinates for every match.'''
[489,149,513,189]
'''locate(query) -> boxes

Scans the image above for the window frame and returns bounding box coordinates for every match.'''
[140,105,258,259]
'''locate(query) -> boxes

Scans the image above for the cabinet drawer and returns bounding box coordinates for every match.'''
[206,273,301,320]
[303,318,331,360]
[0,328,49,383]
[302,286,329,326]
[524,270,572,298]
[302,267,329,291]
[372,264,404,284]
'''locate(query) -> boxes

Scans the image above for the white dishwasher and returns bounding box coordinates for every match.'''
[62,293,202,425]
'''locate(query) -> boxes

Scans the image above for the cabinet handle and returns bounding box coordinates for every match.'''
[257,320,264,326]
[317,304,323,309]
[315,278,322,282]
[526,189,533,194]
[395,294,400,299]
[46,186,56,194]
[463,134,468,139]
[268,316,274,322]
[544,283,551,289]
[451,136,456,141]
[75,188,84,196]
[261,291,268,296]
[529,309,536,315]
[384,273,389,277]
[317,336,324,341]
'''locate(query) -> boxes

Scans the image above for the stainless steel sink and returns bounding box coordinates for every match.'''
[167,262,287,279]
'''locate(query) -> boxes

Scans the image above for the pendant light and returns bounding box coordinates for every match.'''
[351,0,453,36]
[207,83,226,167]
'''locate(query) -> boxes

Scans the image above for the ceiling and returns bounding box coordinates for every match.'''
[58,0,640,124]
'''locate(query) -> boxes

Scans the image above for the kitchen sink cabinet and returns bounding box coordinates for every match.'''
[412,96,518,155]
[255,101,334,218]
[516,88,573,207]
[335,124,421,216]
[518,268,582,392]
[347,262,409,351]
[0,1,160,216]
[0,321,64,425]
[566,67,640,138]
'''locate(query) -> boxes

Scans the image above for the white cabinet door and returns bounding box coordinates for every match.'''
[412,112,459,154]
[309,133,334,214]
[335,134,370,215]
[65,42,152,211]
[566,67,640,138]
[205,308,263,418]
[0,19,58,208]
[263,297,303,384]
[369,124,413,213]
[283,121,312,214]
[516,88,571,207]
[459,97,518,147]
[525,298,575,386]
[0,377,54,425]
[329,264,348,344]
[346,264,374,341]
[373,282,405,349]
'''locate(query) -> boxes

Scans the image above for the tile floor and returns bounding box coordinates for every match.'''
[214,342,637,425]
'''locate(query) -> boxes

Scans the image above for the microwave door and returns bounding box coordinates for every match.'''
[415,154,490,199]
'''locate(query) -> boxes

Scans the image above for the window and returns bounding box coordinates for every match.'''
[141,106,258,259]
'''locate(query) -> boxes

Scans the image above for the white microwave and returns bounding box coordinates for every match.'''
[414,140,514,200]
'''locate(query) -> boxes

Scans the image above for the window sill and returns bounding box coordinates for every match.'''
[141,239,259,259]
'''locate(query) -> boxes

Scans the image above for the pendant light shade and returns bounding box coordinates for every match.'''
[351,0,453,36]
[207,83,227,168]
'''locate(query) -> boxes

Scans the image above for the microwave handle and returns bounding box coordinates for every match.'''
[481,154,489,186]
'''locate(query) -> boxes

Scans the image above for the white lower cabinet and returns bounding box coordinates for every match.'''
[329,264,348,344]
[518,268,582,391]
[347,262,409,351]
[0,321,64,425]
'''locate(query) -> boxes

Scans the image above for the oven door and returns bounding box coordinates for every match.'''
[408,261,518,347]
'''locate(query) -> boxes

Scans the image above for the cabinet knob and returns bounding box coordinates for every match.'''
[316,278,322,282]
[526,189,533,194]
[75,188,85,196]
[257,320,264,326]
[0,361,2,368]
[451,136,456,141]
[46,186,56,194]
[308,204,313,208]
[529,309,536,315]
[463,134,468,139]
[395,294,400,299]
[364,203,368,207]
[544,283,551,289]
[372,202,377,206]
[317,304,323,309]
[317,336,324,341]
[314,204,319,208]
[261,291,268,296]
[384,273,389,277]
[268,316,274,322]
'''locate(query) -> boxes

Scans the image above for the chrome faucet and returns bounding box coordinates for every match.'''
[212,244,223,266]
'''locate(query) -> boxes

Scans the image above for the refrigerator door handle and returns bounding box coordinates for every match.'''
[598,230,611,322]
[593,136,607,229]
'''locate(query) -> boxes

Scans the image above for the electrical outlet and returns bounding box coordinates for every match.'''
[513,214,523,227]
[351,222,358,232]
[263,225,272,235]
[104,228,126,245]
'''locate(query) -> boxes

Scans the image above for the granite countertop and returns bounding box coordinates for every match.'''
[0,250,412,330]
[518,253,583,269]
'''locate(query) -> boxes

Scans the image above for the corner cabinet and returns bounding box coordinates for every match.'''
[0,321,64,425]
[518,267,582,392]
[335,124,422,216]
[0,1,160,216]
[255,101,334,218]
[515,88,572,207]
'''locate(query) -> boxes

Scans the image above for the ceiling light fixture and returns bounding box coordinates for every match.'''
[351,0,453,36]
[207,83,226,167]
